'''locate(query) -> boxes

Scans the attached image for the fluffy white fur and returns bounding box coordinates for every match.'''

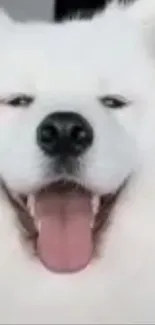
[1,0,155,323]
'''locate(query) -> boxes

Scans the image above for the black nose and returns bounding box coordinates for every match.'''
[37,112,93,157]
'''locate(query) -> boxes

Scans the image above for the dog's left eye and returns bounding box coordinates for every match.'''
[99,96,127,109]
[6,95,34,108]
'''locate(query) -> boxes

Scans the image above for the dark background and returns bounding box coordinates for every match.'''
[54,0,134,21]
[55,0,108,20]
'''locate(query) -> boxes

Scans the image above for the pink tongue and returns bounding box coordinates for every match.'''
[35,189,93,273]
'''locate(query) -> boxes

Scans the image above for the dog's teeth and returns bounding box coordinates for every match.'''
[27,195,36,217]
[90,195,100,228]
[91,195,100,216]
[90,216,95,229]
[35,219,41,232]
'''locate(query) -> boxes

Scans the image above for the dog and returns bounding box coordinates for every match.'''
[0,0,155,323]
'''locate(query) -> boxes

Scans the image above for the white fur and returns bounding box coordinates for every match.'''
[1,0,155,323]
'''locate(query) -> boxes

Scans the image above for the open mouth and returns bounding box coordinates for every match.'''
[4,180,122,273]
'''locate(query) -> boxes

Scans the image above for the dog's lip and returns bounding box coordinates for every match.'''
[4,180,122,239]
[2,179,125,272]
[2,179,124,238]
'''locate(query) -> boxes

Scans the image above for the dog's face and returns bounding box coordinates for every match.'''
[0,1,155,273]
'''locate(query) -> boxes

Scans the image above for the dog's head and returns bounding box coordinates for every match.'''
[0,0,155,273]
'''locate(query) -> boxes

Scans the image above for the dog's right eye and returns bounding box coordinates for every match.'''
[6,95,34,108]
[99,96,128,109]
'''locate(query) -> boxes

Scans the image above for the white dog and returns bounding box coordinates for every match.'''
[0,0,155,323]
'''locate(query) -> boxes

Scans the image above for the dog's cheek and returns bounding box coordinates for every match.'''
[0,119,47,193]
[81,130,136,195]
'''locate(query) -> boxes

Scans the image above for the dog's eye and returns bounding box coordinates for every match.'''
[7,95,34,107]
[99,96,127,109]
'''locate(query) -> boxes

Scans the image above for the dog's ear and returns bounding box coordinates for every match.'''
[128,0,155,25]
[127,0,155,54]
[0,9,13,26]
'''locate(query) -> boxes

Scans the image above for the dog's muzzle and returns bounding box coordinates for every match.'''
[1,112,126,274]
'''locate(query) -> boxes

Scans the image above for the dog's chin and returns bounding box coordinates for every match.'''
[4,179,125,274]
